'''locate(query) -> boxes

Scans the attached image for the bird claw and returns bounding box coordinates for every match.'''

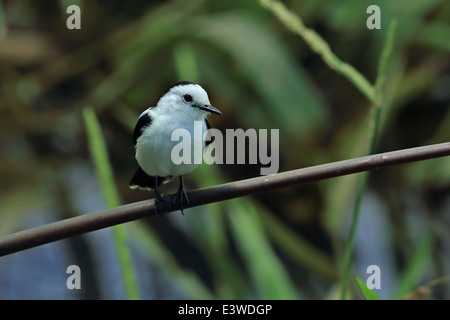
[154,193,172,217]
[172,184,190,215]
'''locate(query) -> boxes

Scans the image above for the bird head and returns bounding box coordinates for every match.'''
[156,81,222,120]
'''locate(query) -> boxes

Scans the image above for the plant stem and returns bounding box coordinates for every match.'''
[83,107,140,300]
[258,0,377,103]
[339,20,397,299]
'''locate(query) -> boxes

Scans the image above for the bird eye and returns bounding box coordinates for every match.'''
[183,94,193,102]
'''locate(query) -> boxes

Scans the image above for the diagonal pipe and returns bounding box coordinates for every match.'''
[0,142,449,257]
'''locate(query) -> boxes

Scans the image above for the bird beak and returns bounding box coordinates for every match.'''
[198,104,222,115]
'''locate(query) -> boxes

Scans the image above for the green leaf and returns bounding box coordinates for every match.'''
[128,222,214,299]
[394,230,434,299]
[228,199,298,299]
[83,106,140,300]
[0,1,5,40]
[83,107,120,208]
[259,208,338,281]
[193,12,326,135]
[174,42,200,83]
[417,23,450,51]
[339,18,397,300]
[355,277,380,300]
[259,0,376,103]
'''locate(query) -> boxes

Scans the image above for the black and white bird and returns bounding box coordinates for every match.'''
[130,81,221,215]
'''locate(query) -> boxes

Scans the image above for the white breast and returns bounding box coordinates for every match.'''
[135,112,206,177]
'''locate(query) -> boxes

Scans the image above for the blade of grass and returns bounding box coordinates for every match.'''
[83,106,140,300]
[228,199,298,299]
[375,19,398,96]
[320,109,372,231]
[355,276,380,300]
[196,159,333,295]
[257,6,398,296]
[194,12,326,134]
[394,230,434,299]
[259,0,376,103]
[83,107,121,209]
[417,23,450,51]
[128,222,213,299]
[187,165,248,299]
[174,43,199,83]
[259,207,338,281]
[339,20,397,300]
[339,172,369,300]
[0,0,5,40]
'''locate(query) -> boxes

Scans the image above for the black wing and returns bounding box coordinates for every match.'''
[131,109,175,190]
[133,111,152,146]
[129,167,173,190]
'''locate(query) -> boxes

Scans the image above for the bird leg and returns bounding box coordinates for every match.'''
[172,175,190,215]
[154,178,171,217]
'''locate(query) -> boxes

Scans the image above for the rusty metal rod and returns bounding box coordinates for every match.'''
[0,142,449,257]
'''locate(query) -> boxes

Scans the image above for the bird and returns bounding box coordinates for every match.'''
[130,81,222,216]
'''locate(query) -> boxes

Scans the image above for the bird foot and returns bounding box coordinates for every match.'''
[154,193,172,217]
[172,184,190,215]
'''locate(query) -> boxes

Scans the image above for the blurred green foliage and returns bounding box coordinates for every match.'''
[84,106,140,299]
[0,0,449,299]
[355,276,380,300]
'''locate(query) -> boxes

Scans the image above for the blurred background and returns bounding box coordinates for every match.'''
[0,0,449,299]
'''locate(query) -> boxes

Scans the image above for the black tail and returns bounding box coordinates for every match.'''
[129,167,172,190]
